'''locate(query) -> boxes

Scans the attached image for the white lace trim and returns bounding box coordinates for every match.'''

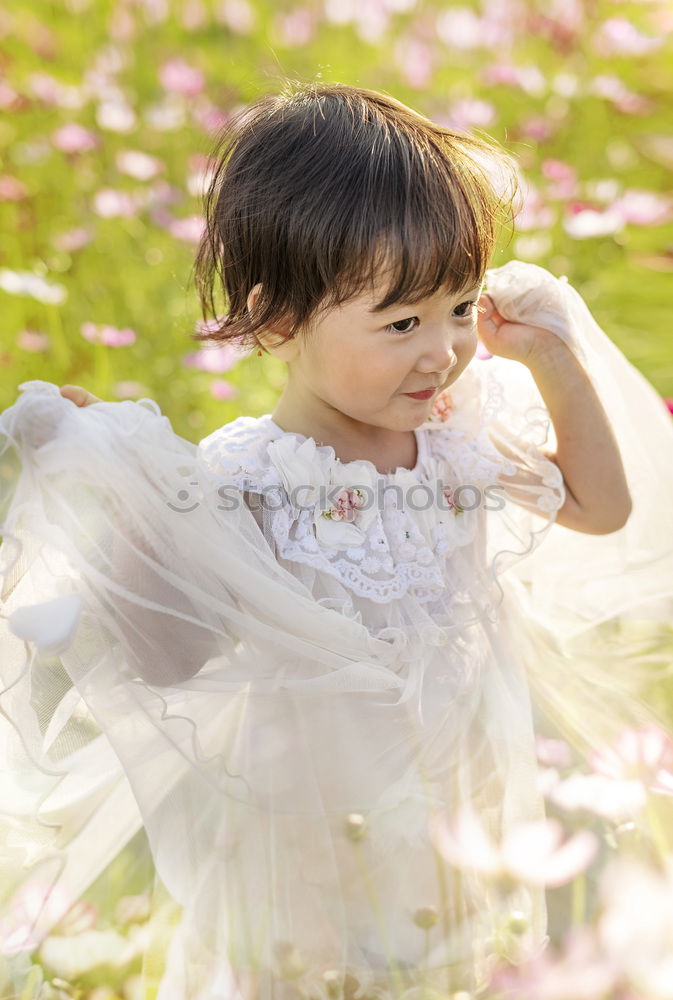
[197,400,547,604]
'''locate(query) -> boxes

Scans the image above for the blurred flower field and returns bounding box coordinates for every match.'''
[1,0,672,441]
[1,0,673,998]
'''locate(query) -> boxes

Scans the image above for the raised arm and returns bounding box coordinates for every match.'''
[478,295,632,535]
[525,340,632,534]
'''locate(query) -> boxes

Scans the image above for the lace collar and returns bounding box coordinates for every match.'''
[197,388,503,603]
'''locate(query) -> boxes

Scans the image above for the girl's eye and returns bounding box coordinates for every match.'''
[385,317,418,336]
[453,299,480,320]
[385,300,482,336]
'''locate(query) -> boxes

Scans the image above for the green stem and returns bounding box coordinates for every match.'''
[352,843,408,998]
[570,873,586,927]
[44,304,70,370]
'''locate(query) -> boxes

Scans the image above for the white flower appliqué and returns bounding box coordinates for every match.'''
[266,434,379,550]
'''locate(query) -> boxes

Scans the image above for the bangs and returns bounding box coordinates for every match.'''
[310,126,518,319]
[192,83,521,348]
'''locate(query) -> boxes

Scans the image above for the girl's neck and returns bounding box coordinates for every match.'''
[270,399,419,473]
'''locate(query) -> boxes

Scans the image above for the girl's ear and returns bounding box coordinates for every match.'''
[247,283,300,361]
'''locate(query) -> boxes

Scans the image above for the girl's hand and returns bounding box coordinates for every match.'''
[477,294,567,368]
[59,385,102,407]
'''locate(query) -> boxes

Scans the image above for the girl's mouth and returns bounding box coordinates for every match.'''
[403,388,436,400]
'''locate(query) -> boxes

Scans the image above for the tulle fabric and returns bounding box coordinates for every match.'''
[0,382,548,999]
[481,261,673,755]
[0,260,672,999]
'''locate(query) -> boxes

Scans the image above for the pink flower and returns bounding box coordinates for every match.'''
[547,771,647,822]
[0,880,75,955]
[52,123,98,154]
[593,17,663,57]
[482,63,546,97]
[442,487,464,515]
[515,182,557,230]
[447,97,497,131]
[541,158,580,200]
[535,736,573,769]
[116,150,164,181]
[489,926,619,1000]
[322,488,366,523]
[611,189,673,227]
[147,179,183,207]
[436,7,485,50]
[17,329,50,352]
[180,0,209,31]
[0,175,29,201]
[93,188,141,218]
[428,392,454,422]
[517,115,558,143]
[215,0,256,34]
[431,806,599,889]
[186,153,218,197]
[113,380,149,398]
[589,74,652,115]
[0,81,20,110]
[210,379,238,400]
[191,100,231,135]
[166,214,206,243]
[194,316,227,335]
[97,99,137,133]
[28,72,78,108]
[588,725,673,797]
[394,38,434,89]
[52,226,94,252]
[80,323,136,347]
[562,205,625,239]
[275,8,316,47]
[664,398,673,416]
[182,344,240,373]
[159,58,205,97]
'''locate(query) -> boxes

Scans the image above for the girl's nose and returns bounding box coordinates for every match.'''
[418,340,459,375]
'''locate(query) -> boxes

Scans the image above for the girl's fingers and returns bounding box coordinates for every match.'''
[477,295,502,336]
[59,385,102,407]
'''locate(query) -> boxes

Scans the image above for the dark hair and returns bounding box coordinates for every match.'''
[190,81,520,350]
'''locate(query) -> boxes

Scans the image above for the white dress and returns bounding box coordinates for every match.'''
[1,262,672,1000]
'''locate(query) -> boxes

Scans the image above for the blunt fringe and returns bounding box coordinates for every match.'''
[190,81,521,351]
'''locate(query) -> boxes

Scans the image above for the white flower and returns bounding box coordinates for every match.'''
[38,928,140,980]
[0,269,67,304]
[267,435,331,507]
[267,436,378,549]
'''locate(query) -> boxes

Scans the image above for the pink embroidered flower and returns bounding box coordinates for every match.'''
[322,487,366,523]
[428,391,454,422]
[443,487,464,515]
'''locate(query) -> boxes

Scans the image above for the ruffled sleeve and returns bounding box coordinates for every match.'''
[421,354,567,608]
[458,261,673,761]
[479,260,673,641]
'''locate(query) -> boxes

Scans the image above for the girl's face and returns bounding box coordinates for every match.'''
[255,275,483,436]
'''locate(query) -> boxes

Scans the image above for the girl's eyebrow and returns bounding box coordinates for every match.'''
[366,282,484,314]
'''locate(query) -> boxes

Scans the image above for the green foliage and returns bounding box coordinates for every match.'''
[1,0,672,442]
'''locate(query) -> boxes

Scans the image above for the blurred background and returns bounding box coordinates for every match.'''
[1,4,673,995]
[1,0,672,443]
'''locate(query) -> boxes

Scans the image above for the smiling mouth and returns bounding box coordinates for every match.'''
[403,387,437,399]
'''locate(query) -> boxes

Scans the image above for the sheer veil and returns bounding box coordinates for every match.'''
[1,260,672,995]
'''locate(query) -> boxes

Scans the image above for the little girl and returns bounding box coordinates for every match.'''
[2,83,673,1000]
